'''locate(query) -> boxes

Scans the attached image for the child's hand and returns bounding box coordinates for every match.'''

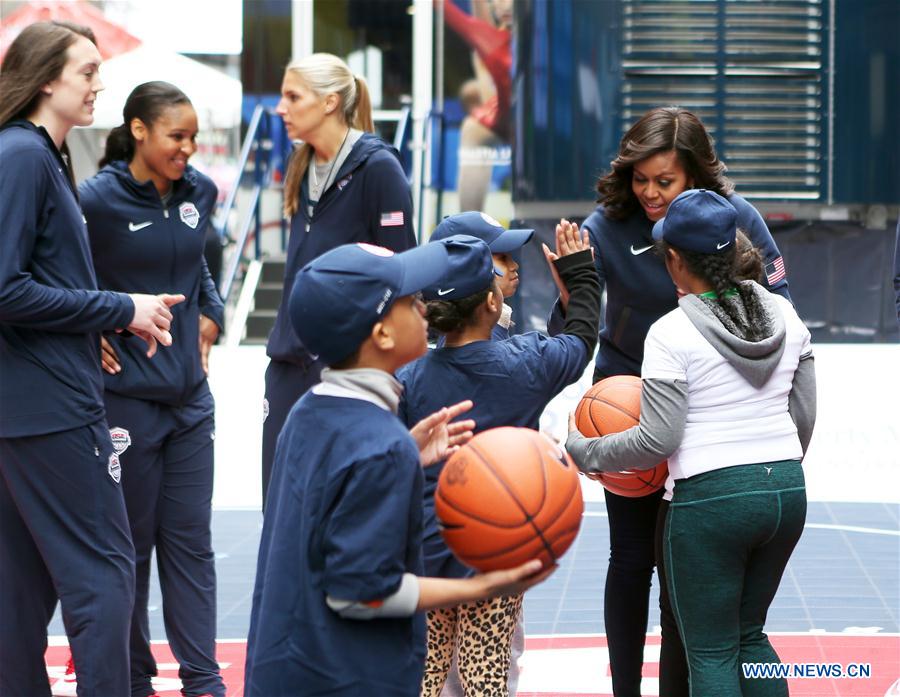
[100,336,121,374]
[568,411,579,436]
[476,559,557,598]
[411,400,476,467]
[555,218,590,259]
[543,219,591,310]
[542,242,569,310]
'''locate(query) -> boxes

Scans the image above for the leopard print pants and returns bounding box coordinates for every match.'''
[420,592,524,697]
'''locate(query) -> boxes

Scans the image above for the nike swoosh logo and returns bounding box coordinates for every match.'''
[717,240,731,250]
[128,221,153,232]
[436,288,455,296]
[630,244,654,255]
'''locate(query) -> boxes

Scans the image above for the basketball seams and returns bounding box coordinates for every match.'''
[577,376,668,497]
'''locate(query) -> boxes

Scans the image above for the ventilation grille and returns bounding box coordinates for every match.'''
[621,0,825,199]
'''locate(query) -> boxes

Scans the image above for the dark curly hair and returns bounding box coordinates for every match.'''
[661,237,770,342]
[425,287,493,335]
[733,229,763,283]
[597,107,734,221]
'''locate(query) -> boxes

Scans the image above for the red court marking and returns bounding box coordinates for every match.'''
[46,634,900,697]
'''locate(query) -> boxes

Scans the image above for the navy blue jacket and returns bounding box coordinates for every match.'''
[79,162,222,405]
[267,134,416,365]
[245,393,426,695]
[398,250,600,578]
[549,193,792,378]
[0,121,134,437]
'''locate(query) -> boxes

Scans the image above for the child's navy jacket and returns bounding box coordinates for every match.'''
[244,393,426,696]
[79,161,223,405]
[267,134,416,366]
[398,251,600,578]
[0,121,133,437]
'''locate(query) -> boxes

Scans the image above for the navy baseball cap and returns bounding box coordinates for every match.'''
[431,211,534,254]
[289,242,450,365]
[651,189,738,254]
[422,235,497,302]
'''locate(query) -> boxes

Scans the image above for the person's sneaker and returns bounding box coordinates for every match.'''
[63,655,76,683]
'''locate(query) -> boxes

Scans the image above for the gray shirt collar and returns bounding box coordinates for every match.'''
[315,367,402,414]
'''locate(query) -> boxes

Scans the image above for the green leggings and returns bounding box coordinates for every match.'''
[664,460,806,697]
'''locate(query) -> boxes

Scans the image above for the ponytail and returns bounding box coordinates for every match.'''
[98,123,135,168]
[351,75,374,133]
[669,235,770,341]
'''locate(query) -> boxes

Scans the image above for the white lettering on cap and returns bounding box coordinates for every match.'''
[376,288,393,314]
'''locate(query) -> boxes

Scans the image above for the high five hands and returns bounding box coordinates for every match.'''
[542,219,592,311]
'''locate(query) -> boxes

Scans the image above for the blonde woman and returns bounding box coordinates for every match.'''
[262,54,416,506]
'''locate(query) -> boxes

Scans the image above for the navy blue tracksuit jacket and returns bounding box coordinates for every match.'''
[80,161,223,404]
[267,133,417,365]
[0,121,134,437]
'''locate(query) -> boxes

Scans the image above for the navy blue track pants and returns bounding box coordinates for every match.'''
[104,386,224,697]
[0,420,135,697]
[261,358,323,509]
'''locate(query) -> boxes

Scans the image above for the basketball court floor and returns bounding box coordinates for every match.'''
[47,344,900,696]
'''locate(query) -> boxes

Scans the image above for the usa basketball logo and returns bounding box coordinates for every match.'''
[109,427,131,456]
[179,201,200,229]
[108,453,121,483]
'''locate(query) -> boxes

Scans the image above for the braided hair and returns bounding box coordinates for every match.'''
[664,232,771,341]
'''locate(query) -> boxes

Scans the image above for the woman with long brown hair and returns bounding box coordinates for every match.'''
[548,106,792,696]
[262,53,416,507]
[0,21,182,696]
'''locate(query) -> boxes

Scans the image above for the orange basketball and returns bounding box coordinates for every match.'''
[574,375,668,497]
[435,427,584,572]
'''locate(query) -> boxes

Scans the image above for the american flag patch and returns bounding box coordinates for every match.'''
[765,256,786,285]
[380,211,405,227]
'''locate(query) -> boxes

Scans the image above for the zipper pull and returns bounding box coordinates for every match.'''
[94,446,100,457]
[163,208,169,219]
[305,222,310,232]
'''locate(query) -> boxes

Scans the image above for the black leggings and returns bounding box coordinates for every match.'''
[603,488,689,697]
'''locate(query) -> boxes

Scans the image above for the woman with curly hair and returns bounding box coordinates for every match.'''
[548,106,792,697]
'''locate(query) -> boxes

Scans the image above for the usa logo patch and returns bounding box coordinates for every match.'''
[108,453,121,483]
[109,427,131,456]
[179,201,200,229]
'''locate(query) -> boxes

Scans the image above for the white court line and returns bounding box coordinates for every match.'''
[581,511,898,537]
[213,508,900,536]
[805,523,900,537]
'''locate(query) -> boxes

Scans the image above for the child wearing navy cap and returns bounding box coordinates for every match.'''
[566,189,816,696]
[243,242,555,697]
[430,211,534,339]
[397,222,601,696]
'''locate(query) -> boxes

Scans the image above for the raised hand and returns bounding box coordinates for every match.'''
[410,399,476,467]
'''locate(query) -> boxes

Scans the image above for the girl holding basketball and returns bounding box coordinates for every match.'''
[262,53,416,507]
[547,106,792,696]
[567,189,815,697]
[78,81,226,697]
[397,221,601,696]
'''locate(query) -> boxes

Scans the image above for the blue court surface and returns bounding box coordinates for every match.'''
[48,344,900,696]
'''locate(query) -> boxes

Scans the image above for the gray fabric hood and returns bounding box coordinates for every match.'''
[678,281,786,388]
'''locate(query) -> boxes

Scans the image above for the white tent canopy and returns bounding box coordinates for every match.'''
[93,45,242,130]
